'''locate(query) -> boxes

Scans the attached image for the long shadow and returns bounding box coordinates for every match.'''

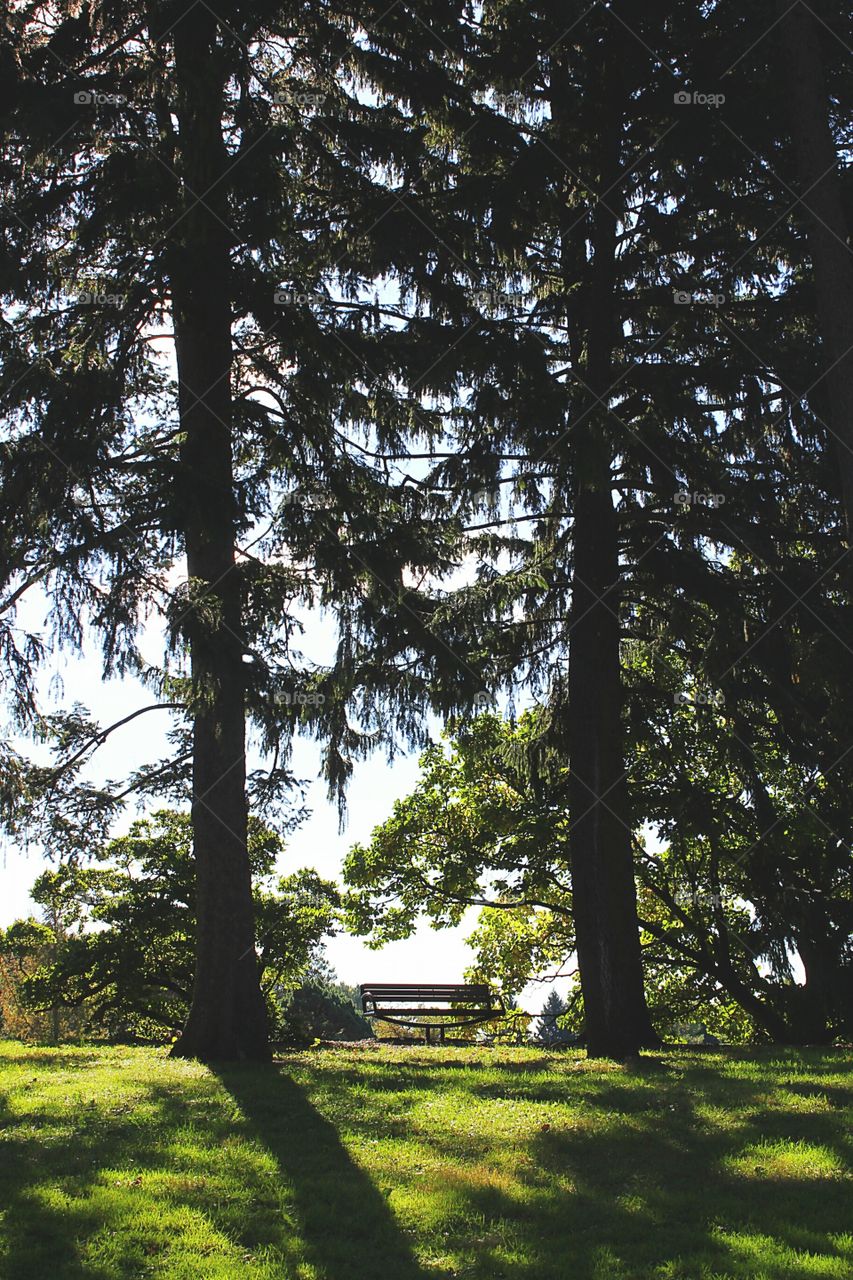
[514,1112,853,1278]
[490,1056,853,1278]
[0,1086,198,1279]
[333,1049,853,1279]
[4,1047,850,1279]
[215,1063,431,1280]
[0,1055,430,1280]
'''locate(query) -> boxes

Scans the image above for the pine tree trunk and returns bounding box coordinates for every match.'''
[778,0,853,545]
[168,9,270,1062]
[554,40,659,1058]
[568,457,659,1056]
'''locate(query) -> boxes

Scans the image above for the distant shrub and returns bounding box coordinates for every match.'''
[275,979,374,1045]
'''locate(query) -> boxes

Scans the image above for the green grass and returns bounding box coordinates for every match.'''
[1,1041,852,1278]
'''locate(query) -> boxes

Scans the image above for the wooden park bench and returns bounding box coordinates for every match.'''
[360,982,506,1044]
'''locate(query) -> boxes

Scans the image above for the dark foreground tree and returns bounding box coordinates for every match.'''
[419,0,852,1052]
[1,0,472,1060]
[776,0,853,544]
[167,4,269,1059]
[405,0,719,1053]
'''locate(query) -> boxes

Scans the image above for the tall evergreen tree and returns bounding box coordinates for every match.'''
[0,0,476,1060]
[343,0,852,1053]
[776,0,853,544]
[404,0,701,1054]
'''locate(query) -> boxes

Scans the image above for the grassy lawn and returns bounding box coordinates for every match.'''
[0,1041,851,1278]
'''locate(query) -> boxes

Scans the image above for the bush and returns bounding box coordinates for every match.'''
[275,980,374,1046]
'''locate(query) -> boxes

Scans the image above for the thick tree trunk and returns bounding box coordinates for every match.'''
[778,0,853,545]
[554,43,659,1058]
[790,932,850,1044]
[168,9,270,1061]
[568,448,659,1057]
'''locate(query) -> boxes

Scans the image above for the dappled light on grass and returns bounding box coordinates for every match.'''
[713,1231,853,1279]
[0,1042,852,1278]
[724,1139,847,1180]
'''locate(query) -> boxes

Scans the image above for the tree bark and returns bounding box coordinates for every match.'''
[778,0,853,546]
[790,931,850,1044]
[553,41,659,1058]
[568,449,659,1055]
[168,8,270,1061]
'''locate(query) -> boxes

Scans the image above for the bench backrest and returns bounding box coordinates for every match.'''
[360,983,495,1006]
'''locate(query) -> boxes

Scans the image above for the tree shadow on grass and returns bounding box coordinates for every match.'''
[518,1110,853,1279]
[215,1063,431,1280]
[0,1090,196,1279]
[453,1060,853,1279]
[0,1056,430,1280]
[340,1052,852,1280]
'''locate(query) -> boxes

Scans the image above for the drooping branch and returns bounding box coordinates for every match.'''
[49,703,185,781]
